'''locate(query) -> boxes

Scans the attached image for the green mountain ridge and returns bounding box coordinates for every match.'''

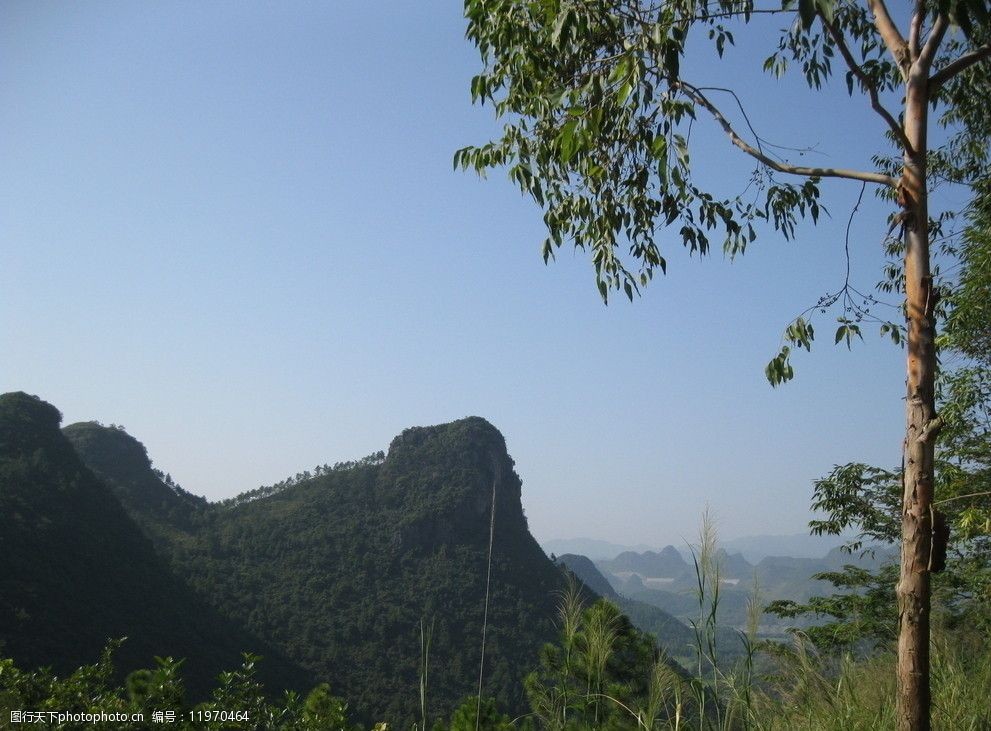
[4,393,699,724]
[62,414,573,723]
[0,392,311,698]
[555,553,620,599]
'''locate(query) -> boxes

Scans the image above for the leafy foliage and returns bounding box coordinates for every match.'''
[458,0,827,309]
[0,644,366,731]
[4,609,989,730]
[457,0,991,395]
[437,696,516,731]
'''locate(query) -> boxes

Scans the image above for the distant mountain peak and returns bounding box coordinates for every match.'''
[539,537,662,560]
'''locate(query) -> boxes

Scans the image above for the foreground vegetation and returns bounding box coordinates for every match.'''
[3,503,987,730]
[2,611,988,730]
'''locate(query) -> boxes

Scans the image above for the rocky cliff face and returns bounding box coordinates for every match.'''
[379,417,528,553]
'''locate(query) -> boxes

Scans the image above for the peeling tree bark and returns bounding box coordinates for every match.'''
[897,62,937,731]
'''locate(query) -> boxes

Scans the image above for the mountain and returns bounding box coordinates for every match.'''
[66,415,572,723]
[715,549,755,580]
[556,553,620,598]
[720,533,850,563]
[602,545,691,581]
[61,420,206,543]
[593,542,894,641]
[541,537,654,559]
[0,392,310,698]
[16,400,700,722]
[752,545,892,602]
[543,533,857,565]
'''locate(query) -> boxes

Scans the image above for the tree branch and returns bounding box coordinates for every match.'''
[916,15,948,73]
[617,5,787,25]
[820,13,914,153]
[867,0,909,76]
[674,81,898,188]
[934,490,991,506]
[930,43,991,90]
[908,1,926,59]
[916,415,944,443]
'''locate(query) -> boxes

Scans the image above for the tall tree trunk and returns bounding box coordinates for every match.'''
[897,66,936,731]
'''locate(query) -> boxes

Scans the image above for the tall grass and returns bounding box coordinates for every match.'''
[737,628,991,730]
[686,509,725,729]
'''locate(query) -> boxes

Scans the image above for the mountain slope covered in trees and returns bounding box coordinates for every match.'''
[4,395,698,724]
[0,392,310,699]
[64,416,592,722]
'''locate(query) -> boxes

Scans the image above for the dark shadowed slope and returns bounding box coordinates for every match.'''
[556,553,620,598]
[0,392,311,698]
[62,420,206,544]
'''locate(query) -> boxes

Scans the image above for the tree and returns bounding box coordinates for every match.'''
[769,182,991,649]
[441,696,516,731]
[456,1,991,727]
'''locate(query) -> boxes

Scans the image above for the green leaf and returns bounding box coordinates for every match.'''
[557,119,580,164]
[609,57,631,84]
[835,321,863,349]
[765,345,795,387]
[650,134,667,160]
[798,0,817,29]
[616,81,634,105]
[817,0,836,24]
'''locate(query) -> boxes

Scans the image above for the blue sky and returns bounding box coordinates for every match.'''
[2,2,944,545]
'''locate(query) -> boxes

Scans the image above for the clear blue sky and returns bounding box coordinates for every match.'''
[2,2,946,545]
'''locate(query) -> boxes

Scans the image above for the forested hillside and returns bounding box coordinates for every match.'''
[0,392,310,698]
[64,416,584,722]
[1,393,699,723]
